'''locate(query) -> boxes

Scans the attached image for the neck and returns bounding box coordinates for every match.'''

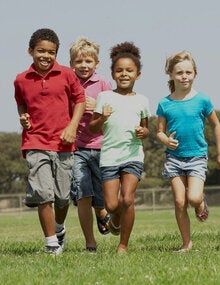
[114,88,135,96]
[171,88,196,100]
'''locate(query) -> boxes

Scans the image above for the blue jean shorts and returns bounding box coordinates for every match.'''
[25,150,74,208]
[100,161,144,182]
[163,154,208,181]
[71,148,104,208]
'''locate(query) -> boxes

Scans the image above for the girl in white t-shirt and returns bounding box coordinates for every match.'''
[90,42,150,253]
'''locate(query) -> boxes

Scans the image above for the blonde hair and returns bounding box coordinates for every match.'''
[165,50,197,93]
[69,37,99,64]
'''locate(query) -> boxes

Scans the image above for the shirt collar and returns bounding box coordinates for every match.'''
[79,72,99,85]
[27,61,61,77]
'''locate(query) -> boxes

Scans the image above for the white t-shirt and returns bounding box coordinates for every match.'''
[94,90,150,167]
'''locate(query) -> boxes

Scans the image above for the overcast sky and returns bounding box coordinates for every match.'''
[1,0,220,132]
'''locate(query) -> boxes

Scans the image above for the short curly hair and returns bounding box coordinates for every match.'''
[29,28,60,51]
[110,41,142,72]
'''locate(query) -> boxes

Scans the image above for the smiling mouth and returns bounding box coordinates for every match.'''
[40,61,50,67]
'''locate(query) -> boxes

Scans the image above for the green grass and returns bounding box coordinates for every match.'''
[0,207,220,285]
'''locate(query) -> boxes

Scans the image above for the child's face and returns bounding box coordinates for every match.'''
[71,55,99,80]
[170,60,195,92]
[28,40,57,76]
[112,58,140,92]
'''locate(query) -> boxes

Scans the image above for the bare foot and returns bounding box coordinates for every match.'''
[117,245,128,254]
[174,240,192,254]
[195,198,209,222]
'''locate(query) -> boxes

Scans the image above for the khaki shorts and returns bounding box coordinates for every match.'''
[24,150,74,208]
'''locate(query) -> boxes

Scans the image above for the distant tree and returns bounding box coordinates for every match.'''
[140,116,167,188]
[0,111,220,193]
[0,132,27,194]
[205,110,220,185]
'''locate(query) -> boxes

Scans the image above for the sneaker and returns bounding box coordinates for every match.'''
[56,227,66,249]
[44,245,63,255]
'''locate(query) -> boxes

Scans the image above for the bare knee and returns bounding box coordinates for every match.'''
[121,196,134,209]
[174,198,187,211]
[188,195,202,208]
[105,201,118,213]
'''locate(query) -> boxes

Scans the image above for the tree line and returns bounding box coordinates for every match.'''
[1,113,220,194]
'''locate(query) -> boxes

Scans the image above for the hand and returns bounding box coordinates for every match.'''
[86,96,96,111]
[20,113,31,129]
[102,105,112,120]
[135,126,146,139]
[60,125,76,145]
[167,131,179,150]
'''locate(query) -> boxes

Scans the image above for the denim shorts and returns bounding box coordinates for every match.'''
[101,161,144,182]
[71,148,104,208]
[163,154,208,181]
[25,150,74,208]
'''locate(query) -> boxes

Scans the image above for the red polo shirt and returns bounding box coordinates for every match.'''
[14,61,85,154]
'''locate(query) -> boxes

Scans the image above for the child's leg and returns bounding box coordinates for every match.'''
[103,179,121,227]
[117,173,139,253]
[54,204,69,224]
[77,197,96,248]
[38,202,57,238]
[171,176,192,251]
[187,176,208,222]
[187,176,204,208]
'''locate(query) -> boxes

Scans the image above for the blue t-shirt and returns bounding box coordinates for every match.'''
[156,92,214,157]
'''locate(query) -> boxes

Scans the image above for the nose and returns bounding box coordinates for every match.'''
[121,70,127,76]
[81,61,87,67]
[42,51,50,58]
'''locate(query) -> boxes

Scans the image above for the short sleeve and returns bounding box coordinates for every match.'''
[140,96,151,118]
[156,102,165,117]
[94,92,105,114]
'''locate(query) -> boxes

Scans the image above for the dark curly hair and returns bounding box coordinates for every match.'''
[29,28,60,51]
[110,41,142,72]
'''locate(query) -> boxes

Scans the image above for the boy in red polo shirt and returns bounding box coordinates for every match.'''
[14,28,85,255]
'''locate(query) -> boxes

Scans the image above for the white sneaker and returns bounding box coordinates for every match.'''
[56,227,66,249]
[44,245,63,255]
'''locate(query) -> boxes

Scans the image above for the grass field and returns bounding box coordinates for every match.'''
[0,206,220,285]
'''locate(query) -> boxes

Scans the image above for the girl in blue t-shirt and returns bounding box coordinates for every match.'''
[157,51,220,253]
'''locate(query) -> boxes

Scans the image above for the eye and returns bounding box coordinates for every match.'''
[49,51,56,55]
[74,60,82,64]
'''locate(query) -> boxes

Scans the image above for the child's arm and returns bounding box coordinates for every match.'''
[60,101,86,145]
[85,96,96,111]
[135,117,149,139]
[207,110,220,169]
[89,105,112,133]
[157,116,179,150]
[17,105,31,129]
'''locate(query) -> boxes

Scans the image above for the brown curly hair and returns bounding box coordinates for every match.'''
[110,41,142,72]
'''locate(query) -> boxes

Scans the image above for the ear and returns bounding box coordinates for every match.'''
[70,60,74,69]
[136,71,141,80]
[111,71,115,80]
[95,60,100,69]
[168,72,173,80]
[28,48,33,56]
